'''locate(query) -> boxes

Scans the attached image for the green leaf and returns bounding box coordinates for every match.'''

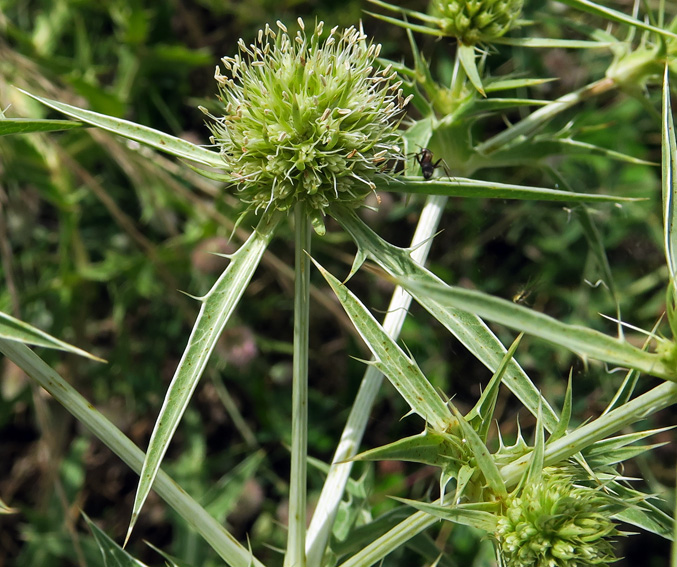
[473,98,551,112]
[0,310,103,361]
[0,118,85,136]
[393,277,675,380]
[391,498,499,532]
[500,381,677,486]
[475,77,610,155]
[522,403,545,490]
[144,543,193,567]
[611,487,675,540]
[127,211,282,544]
[583,428,672,467]
[450,406,507,500]
[484,77,558,92]
[549,137,656,165]
[547,372,573,444]
[603,368,641,414]
[496,36,615,48]
[457,44,485,96]
[18,89,225,168]
[381,176,639,203]
[467,333,523,441]
[353,429,464,469]
[312,259,455,433]
[364,10,444,37]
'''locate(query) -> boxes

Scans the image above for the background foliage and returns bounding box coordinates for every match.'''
[0,0,675,566]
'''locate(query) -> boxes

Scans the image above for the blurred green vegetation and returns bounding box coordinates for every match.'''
[0,0,673,565]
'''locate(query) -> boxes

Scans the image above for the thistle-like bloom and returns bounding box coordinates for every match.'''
[495,469,619,567]
[206,19,408,234]
[431,0,524,44]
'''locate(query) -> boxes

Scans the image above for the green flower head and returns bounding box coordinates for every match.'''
[206,19,409,233]
[431,0,523,44]
[495,468,619,567]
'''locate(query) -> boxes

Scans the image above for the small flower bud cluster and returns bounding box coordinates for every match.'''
[206,19,409,231]
[431,0,523,44]
[495,468,619,567]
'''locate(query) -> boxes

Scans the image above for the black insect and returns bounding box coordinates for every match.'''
[414,148,443,180]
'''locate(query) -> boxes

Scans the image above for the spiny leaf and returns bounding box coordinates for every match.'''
[457,44,485,96]
[331,206,561,432]
[83,512,149,567]
[467,333,524,441]
[126,212,281,545]
[558,0,677,40]
[0,118,84,135]
[450,405,507,500]
[0,310,103,361]
[391,498,499,532]
[19,89,224,168]
[312,259,455,432]
[381,176,641,203]
[392,277,675,380]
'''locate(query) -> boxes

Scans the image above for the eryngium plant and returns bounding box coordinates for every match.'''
[205,20,408,234]
[495,468,619,567]
[431,0,524,44]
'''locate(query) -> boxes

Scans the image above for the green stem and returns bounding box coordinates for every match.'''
[285,203,311,567]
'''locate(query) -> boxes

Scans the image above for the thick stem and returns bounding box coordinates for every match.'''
[285,203,312,567]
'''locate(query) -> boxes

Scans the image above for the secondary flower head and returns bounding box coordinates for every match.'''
[431,0,523,44]
[206,19,408,234]
[495,468,619,567]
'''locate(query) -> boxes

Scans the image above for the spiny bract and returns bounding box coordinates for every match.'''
[495,468,619,567]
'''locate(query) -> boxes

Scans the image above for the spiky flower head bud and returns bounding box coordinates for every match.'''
[206,19,408,234]
[431,0,523,44]
[495,468,619,567]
